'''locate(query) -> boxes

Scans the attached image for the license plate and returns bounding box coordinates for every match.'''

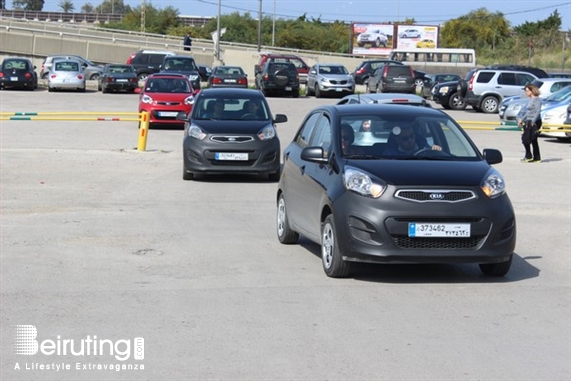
[335,88,342,92]
[158,111,178,117]
[10,76,17,81]
[225,79,237,83]
[285,86,292,91]
[408,223,470,237]
[116,79,128,82]
[394,79,406,83]
[215,152,248,161]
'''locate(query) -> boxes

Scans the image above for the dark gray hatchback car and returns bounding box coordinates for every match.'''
[277,104,516,278]
[180,88,287,181]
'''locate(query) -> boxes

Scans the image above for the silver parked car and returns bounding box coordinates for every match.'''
[306,63,355,98]
[47,58,86,92]
[41,55,103,80]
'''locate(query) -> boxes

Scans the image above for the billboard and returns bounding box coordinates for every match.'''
[351,23,394,56]
[396,25,439,49]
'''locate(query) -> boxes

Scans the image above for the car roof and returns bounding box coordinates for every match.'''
[163,55,194,59]
[338,93,432,107]
[147,73,189,79]
[324,103,443,117]
[198,88,264,97]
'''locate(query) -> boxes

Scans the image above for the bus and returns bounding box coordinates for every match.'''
[388,48,477,69]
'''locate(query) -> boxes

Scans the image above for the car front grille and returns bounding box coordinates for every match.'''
[395,190,476,203]
[210,136,254,143]
[392,236,485,249]
[157,101,181,106]
[329,80,349,85]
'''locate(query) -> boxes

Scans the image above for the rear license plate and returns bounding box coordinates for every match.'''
[225,79,237,83]
[285,86,292,91]
[10,77,17,81]
[215,152,248,161]
[408,223,470,237]
[116,79,128,82]
[158,111,178,117]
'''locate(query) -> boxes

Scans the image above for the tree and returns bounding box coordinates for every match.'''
[95,0,129,14]
[58,0,74,12]
[12,0,44,10]
[81,2,94,13]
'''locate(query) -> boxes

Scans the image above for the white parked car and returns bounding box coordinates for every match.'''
[541,102,571,140]
[357,29,388,48]
[47,58,86,92]
[306,63,355,98]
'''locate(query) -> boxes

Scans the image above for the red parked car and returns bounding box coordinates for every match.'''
[138,73,197,128]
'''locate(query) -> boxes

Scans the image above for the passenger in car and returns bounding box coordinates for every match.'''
[340,124,365,156]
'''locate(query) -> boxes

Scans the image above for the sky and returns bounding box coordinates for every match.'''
[39,0,571,30]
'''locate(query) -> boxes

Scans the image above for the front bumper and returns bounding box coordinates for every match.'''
[140,104,192,125]
[331,186,516,265]
[183,135,281,176]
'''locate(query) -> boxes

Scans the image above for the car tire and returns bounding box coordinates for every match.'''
[90,73,100,81]
[448,93,466,110]
[273,69,290,87]
[457,80,468,97]
[321,215,350,278]
[479,255,512,276]
[306,84,314,96]
[481,95,499,113]
[315,85,322,98]
[277,194,299,244]
[414,78,424,87]
[138,73,149,82]
[374,38,381,48]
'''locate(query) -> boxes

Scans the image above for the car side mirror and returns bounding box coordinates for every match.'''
[274,114,288,123]
[482,148,503,165]
[301,147,328,164]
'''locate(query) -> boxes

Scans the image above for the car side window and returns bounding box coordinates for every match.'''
[517,74,536,86]
[476,72,494,83]
[295,112,321,148]
[498,72,517,86]
[309,116,332,155]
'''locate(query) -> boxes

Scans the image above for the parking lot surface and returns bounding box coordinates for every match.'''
[1,89,570,380]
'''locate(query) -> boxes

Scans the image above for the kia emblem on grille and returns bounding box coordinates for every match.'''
[430,193,445,200]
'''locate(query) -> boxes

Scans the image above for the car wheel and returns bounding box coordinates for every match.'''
[306,84,313,96]
[138,73,149,82]
[321,215,350,278]
[315,85,322,98]
[481,96,499,113]
[90,73,100,81]
[414,78,424,87]
[277,194,299,244]
[374,38,381,47]
[479,255,512,276]
[448,93,466,110]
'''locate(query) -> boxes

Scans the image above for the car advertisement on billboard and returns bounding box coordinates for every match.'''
[396,25,439,49]
[351,23,394,55]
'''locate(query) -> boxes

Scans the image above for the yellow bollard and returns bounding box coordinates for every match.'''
[137,111,150,151]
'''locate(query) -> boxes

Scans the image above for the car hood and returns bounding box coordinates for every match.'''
[161,70,199,77]
[349,160,491,186]
[193,119,274,134]
[433,79,459,90]
[321,74,352,80]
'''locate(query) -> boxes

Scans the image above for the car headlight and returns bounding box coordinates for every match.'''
[141,94,153,104]
[188,125,207,140]
[257,125,276,141]
[343,167,386,198]
[184,95,194,106]
[439,86,449,94]
[481,168,506,199]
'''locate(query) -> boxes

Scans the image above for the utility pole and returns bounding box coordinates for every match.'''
[257,0,262,52]
[141,0,146,33]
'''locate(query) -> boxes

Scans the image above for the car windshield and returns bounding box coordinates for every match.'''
[3,60,28,70]
[319,66,348,75]
[108,65,133,73]
[193,96,270,121]
[339,113,479,160]
[145,78,191,93]
[54,61,80,71]
[544,85,571,102]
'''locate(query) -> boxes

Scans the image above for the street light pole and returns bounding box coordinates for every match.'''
[257,0,262,52]
[216,0,221,60]
[272,0,275,46]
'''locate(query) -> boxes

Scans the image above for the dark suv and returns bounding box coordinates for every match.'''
[160,55,201,90]
[352,59,430,87]
[255,61,300,97]
[254,53,309,84]
[366,64,415,94]
[126,49,176,81]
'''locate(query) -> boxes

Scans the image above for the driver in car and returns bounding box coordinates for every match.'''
[384,125,442,155]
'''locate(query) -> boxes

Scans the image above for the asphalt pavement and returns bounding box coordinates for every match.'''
[1,88,570,380]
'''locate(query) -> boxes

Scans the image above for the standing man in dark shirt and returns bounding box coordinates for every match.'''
[183,32,192,51]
